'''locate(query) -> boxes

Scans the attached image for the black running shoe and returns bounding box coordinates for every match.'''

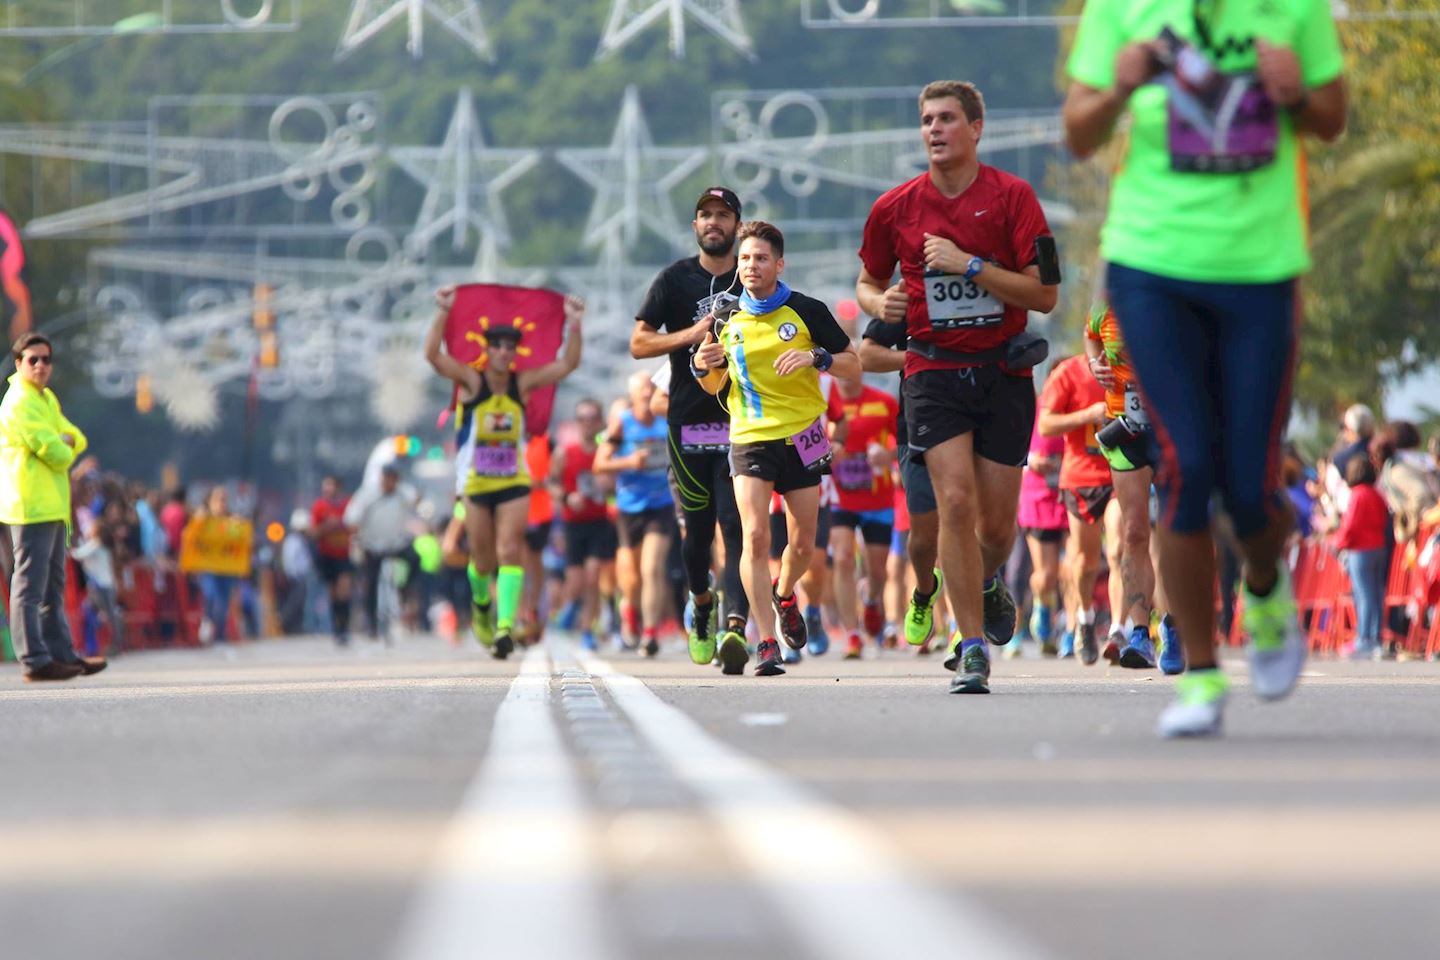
[982,578,1017,646]
[949,642,991,694]
[493,630,514,660]
[755,638,786,677]
[1077,623,1099,666]
[772,583,808,651]
[643,635,660,658]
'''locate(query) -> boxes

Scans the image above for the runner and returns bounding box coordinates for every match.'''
[827,373,900,659]
[548,398,617,652]
[1038,354,1114,667]
[630,186,750,671]
[310,475,354,646]
[1064,0,1345,734]
[424,285,585,660]
[594,372,675,658]
[856,80,1060,694]
[692,220,859,677]
[1018,416,1067,657]
[1086,282,1183,674]
[519,434,555,645]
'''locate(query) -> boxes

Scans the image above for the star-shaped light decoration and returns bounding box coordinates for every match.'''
[555,85,708,253]
[391,88,540,256]
[597,0,754,60]
[336,0,493,62]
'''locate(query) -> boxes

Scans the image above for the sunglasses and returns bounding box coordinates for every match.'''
[22,354,52,367]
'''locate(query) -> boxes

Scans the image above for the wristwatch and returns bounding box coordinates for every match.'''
[964,256,986,280]
[811,347,834,372]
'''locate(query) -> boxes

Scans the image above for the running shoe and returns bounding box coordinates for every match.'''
[772,581,808,651]
[1241,566,1306,701]
[863,601,885,639]
[949,641,991,695]
[717,629,749,676]
[642,633,660,658]
[1156,669,1229,738]
[755,638,786,677]
[844,633,864,660]
[804,605,824,646]
[807,629,830,656]
[905,570,942,646]
[688,600,717,666]
[581,630,598,652]
[1058,629,1075,659]
[1158,615,1185,675]
[942,630,963,672]
[472,602,494,648]
[493,629,514,660]
[1102,630,1123,664]
[1002,636,1023,660]
[1077,623,1099,665]
[1030,603,1053,646]
[556,601,580,632]
[782,643,802,665]
[1119,625,1157,669]
[982,577,1017,646]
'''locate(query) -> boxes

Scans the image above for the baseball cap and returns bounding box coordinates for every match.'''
[695,186,741,218]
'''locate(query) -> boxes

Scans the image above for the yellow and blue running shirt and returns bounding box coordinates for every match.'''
[462,375,531,497]
[719,290,851,445]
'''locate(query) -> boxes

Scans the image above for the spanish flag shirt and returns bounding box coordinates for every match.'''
[720,290,852,445]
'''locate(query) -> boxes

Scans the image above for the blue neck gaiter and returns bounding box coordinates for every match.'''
[740,281,791,316]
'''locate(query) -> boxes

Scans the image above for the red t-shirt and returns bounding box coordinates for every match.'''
[310,496,352,560]
[1039,356,1110,491]
[858,165,1052,378]
[828,383,900,513]
[1334,483,1389,552]
[558,442,609,524]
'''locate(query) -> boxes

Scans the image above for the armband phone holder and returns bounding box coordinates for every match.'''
[1034,237,1062,286]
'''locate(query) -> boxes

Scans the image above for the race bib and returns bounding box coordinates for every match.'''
[474,444,518,477]
[834,455,873,492]
[924,267,1004,329]
[791,418,831,470]
[636,436,669,474]
[1166,78,1277,174]
[1083,425,1102,458]
[1123,386,1151,428]
[680,421,729,453]
[577,471,600,502]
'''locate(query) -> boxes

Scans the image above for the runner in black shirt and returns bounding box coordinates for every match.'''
[630,187,750,673]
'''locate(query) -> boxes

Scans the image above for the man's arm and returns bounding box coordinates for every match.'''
[859,338,904,373]
[921,235,1057,314]
[856,268,908,325]
[631,319,711,359]
[13,397,78,471]
[424,287,482,394]
[1038,403,1106,437]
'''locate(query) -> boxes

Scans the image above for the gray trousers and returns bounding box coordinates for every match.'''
[9,521,78,670]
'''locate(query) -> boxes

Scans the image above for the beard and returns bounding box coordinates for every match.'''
[696,227,735,257]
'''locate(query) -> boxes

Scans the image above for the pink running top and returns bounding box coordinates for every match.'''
[1018,422,1066,531]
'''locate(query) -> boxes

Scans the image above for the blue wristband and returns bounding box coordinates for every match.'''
[811,347,833,372]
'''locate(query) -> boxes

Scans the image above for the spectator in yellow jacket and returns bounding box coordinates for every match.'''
[0,333,104,681]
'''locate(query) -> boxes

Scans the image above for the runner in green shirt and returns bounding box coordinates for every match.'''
[1063,0,1346,738]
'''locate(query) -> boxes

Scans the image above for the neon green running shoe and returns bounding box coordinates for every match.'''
[1241,566,1306,701]
[905,569,942,647]
[688,598,717,666]
[1156,669,1230,738]
[471,602,494,648]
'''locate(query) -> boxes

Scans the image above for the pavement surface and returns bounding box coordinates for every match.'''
[3,632,1439,960]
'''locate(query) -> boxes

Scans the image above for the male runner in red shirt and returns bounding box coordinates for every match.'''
[856,80,1059,694]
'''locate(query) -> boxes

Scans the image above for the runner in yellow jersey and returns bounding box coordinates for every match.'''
[425,285,584,659]
[692,220,859,676]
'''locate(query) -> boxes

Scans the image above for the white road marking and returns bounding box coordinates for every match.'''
[739,712,788,727]
[392,645,615,960]
[577,649,1047,960]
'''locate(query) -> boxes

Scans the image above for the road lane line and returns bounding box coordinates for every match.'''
[577,649,1048,960]
[392,645,615,960]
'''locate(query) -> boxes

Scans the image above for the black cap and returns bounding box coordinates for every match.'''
[484,324,523,343]
[695,186,741,218]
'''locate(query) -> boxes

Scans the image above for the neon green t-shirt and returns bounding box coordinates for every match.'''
[1067,0,1343,283]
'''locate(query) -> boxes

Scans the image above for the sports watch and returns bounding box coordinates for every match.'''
[810,347,834,372]
[964,256,986,280]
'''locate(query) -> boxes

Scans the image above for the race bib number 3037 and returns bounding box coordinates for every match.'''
[924,267,1003,330]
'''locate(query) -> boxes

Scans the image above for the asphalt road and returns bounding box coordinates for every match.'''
[2,632,1438,960]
